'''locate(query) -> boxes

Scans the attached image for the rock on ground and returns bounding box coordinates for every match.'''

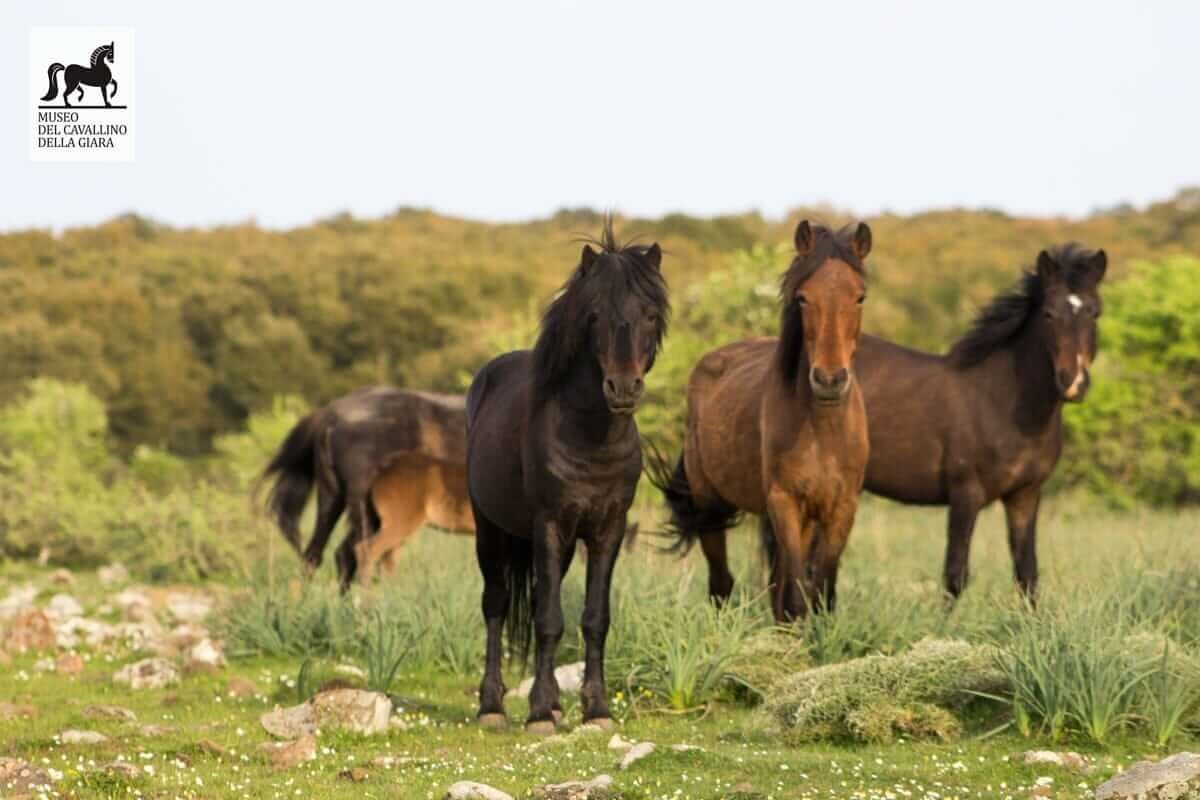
[259,734,317,769]
[0,702,38,720]
[185,638,225,671]
[619,742,655,770]
[1023,750,1093,774]
[445,782,514,800]
[227,677,260,698]
[45,594,83,620]
[98,563,130,586]
[532,774,614,799]
[0,756,55,796]
[0,585,38,619]
[113,657,180,689]
[56,653,85,675]
[1095,752,1200,800]
[60,729,109,745]
[509,662,585,700]
[311,689,391,734]
[261,703,316,739]
[3,609,56,654]
[165,592,212,623]
[83,704,137,722]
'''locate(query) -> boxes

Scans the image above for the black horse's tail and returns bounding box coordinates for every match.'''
[505,534,535,665]
[644,441,741,553]
[258,412,321,556]
[41,64,64,102]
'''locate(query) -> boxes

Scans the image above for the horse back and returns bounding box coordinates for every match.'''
[684,337,777,514]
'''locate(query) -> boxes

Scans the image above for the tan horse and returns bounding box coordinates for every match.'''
[261,387,472,589]
[355,453,474,583]
[652,221,872,621]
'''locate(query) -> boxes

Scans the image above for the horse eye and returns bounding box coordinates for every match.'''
[796,294,808,307]
[856,295,866,305]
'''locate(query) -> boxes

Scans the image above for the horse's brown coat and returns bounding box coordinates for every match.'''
[658,222,872,621]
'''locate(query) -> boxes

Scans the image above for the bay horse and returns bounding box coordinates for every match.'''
[466,222,668,734]
[651,221,872,622]
[260,386,471,590]
[41,43,118,108]
[855,244,1107,602]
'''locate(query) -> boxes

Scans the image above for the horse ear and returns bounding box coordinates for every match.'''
[851,222,872,260]
[1082,249,1107,285]
[580,244,598,274]
[794,220,815,256]
[644,243,662,271]
[1036,249,1063,283]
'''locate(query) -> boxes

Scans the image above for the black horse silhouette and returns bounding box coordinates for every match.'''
[41,43,117,108]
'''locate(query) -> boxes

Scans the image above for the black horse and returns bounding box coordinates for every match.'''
[466,222,668,734]
[41,43,118,108]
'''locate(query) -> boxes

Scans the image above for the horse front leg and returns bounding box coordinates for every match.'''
[526,516,567,735]
[943,481,986,602]
[809,499,858,613]
[766,486,815,623]
[1003,484,1041,605]
[474,510,511,728]
[579,512,623,728]
[100,82,111,107]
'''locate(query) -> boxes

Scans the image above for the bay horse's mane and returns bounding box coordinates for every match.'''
[947,243,1100,369]
[776,223,868,385]
[90,43,113,67]
[532,218,669,397]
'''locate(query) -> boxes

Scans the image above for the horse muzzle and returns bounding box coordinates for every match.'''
[809,367,852,405]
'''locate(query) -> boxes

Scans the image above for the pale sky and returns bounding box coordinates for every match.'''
[2,1,1198,232]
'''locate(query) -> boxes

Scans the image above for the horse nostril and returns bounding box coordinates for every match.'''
[632,377,644,394]
[604,378,617,396]
[831,368,849,388]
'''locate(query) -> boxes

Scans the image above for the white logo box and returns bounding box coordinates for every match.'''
[29,27,135,162]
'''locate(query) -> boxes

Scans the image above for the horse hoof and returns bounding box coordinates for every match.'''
[525,719,557,736]
[478,713,508,730]
[582,716,614,731]
[550,709,563,724]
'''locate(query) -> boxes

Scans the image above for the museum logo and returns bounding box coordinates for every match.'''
[30,28,134,162]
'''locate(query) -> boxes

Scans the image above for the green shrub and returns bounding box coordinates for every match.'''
[1061,256,1200,506]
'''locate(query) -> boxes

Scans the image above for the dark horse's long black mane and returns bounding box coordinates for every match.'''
[532,219,669,401]
[776,224,869,385]
[948,243,1100,369]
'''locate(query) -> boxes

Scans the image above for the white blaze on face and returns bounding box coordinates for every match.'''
[1067,294,1082,314]
[1064,353,1087,399]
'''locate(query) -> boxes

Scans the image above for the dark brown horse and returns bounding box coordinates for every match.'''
[652,221,872,621]
[260,387,470,589]
[466,222,668,734]
[855,244,1107,601]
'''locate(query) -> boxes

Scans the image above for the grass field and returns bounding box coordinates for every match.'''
[2,498,1198,799]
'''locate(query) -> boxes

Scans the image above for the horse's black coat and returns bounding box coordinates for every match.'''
[466,222,668,731]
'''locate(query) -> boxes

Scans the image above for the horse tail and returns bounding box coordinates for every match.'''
[644,440,741,554]
[41,64,64,102]
[505,534,534,665]
[257,411,321,556]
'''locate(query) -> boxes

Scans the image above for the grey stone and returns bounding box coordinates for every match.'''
[1096,753,1200,800]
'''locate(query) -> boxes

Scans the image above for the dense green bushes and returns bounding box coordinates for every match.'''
[3,193,1199,460]
[0,378,297,578]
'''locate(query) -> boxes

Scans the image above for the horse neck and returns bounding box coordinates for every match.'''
[977,325,1063,432]
[538,356,631,445]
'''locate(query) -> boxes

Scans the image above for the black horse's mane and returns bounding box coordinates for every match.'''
[532,219,669,397]
[776,224,868,385]
[948,243,1100,369]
